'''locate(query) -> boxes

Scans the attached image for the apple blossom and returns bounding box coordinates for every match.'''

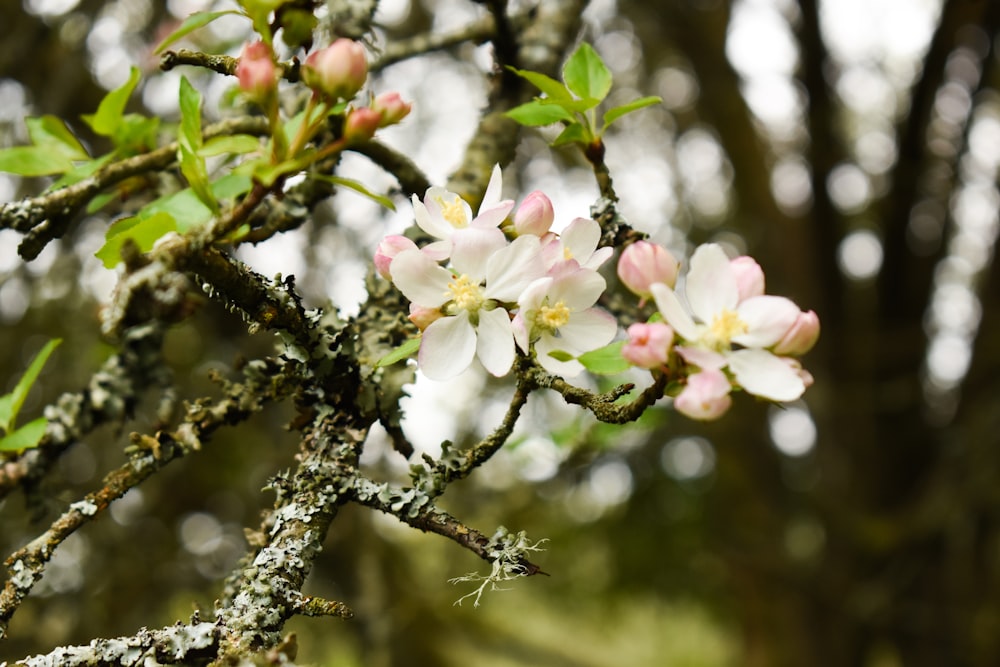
[730,255,765,301]
[236,41,277,102]
[621,322,674,369]
[412,164,514,254]
[343,107,382,143]
[389,232,545,379]
[650,243,811,402]
[617,241,679,301]
[673,369,733,421]
[371,91,412,127]
[540,217,613,273]
[301,38,367,102]
[513,191,555,237]
[374,235,417,280]
[512,266,617,376]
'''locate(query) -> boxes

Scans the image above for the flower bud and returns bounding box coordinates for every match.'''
[343,107,382,143]
[513,191,555,237]
[772,309,820,356]
[674,369,732,421]
[408,304,442,331]
[236,41,278,102]
[617,241,679,299]
[621,322,674,369]
[372,91,412,127]
[374,235,417,280]
[301,38,367,101]
[730,255,765,302]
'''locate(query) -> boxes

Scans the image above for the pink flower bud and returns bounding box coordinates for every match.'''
[674,369,732,421]
[302,38,367,101]
[372,91,412,127]
[374,235,417,280]
[621,322,674,369]
[408,304,442,331]
[772,309,820,356]
[343,107,382,143]
[617,241,679,299]
[236,41,277,102]
[730,255,765,302]
[513,191,555,237]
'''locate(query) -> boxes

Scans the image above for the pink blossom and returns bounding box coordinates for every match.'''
[772,310,820,356]
[730,255,765,302]
[343,107,382,143]
[301,39,367,101]
[371,91,411,127]
[374,235,416,280]
[236,41,277,102]
[673,369,733,421]
[513,191,555,237]
[617,241,679,300]
[621,322,674,369]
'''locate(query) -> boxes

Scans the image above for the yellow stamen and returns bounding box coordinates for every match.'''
[537,301,571,331]
[708,309,748,348]
[435,196,468,229]
[447,274,484,311]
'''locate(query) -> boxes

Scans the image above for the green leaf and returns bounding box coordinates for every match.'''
[136,172,252,234]
[95,212,178,268]
[179,142,218,213]
[0,417,48,452]
[0,146,73,176]
[49,154,112,190]
[546,350,574,362]
[506,66,573,102]
[154,10,241,54]
[311,174,396,211]
[199,134,262,157]
[26,116,88,160]
[505,100,575,127]
[113,114,160,153]
[602,96,662,131]
[0,338,60,433]
[540,96,601,113]
[178,76,203,152]
[563,43,612,102]
[376,337,421,368]
[578,341,631,375]
[551,122,591,147]
[83,67,141,137]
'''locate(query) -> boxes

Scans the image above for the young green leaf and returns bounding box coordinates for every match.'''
[545,350,575,362]
[578,341,631,375]
[83,67,141,137]
[506,67,573,103]
[0,146,74,176]
[376,337,421,368]
[95,212,178,268]
[602,96,662,131]
[26,116,89,161]
[551,122,591,147]
[0,338,61,434]
[199,134,262,157]
[505,100,576,127]
[154,10,242,54]
[178,76,204,152]
[311,174,396,211]
[0,417,48,452]
[562,43,612,102]
[179,143,218,213]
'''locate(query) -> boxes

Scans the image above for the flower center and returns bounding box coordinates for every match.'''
[537,301,571,331]
[435,196,468,229]
[707,309,748,348]
[447,274,484,311]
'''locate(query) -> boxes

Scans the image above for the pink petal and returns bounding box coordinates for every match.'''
[727,349,805,401]
[419,313,476,379]
[472,200,515,229]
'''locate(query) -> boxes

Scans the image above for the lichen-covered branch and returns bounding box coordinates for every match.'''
[533,368,669,424]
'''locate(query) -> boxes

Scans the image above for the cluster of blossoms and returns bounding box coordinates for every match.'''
[618,241,820,420]
[375,166,617,380]
[375,165,819,421]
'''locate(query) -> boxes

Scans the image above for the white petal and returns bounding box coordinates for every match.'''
[518,276,553,313]
[419,313,476,380]
[651,282,700,341]
[450,227,507,279]
[472,200,515,229]
[686,244,739,323]
[561,217,600,260]
[389,249,452,307]
[676,345,726,370]
[734,296,801,348]
[727,349,805,401]
[412,195,452,240]
[535,335,585,377]
[555,307,618,353]
[486,234,545,302]
[584,246,614,270]
[476,307,515,376]
[550,268,606,310]
[511,312,530,352]
[480,163,504,213]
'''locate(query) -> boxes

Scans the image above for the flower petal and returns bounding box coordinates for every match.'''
[676,345,726,370]
[419,313,476,380]
[472,200,515,229]
[476,307,515,376]
[727,349,805,401]
[686,244,738,323]
[549,268,606,310]
[555,307,618,353]
[450,227,507,279]
[651,282,700,341]
[480,163,504,213]
[389,249,452,307]
[561,217,601,261]
[412,194,452,240]
[734,295,801,348]
[486,234,545,302]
